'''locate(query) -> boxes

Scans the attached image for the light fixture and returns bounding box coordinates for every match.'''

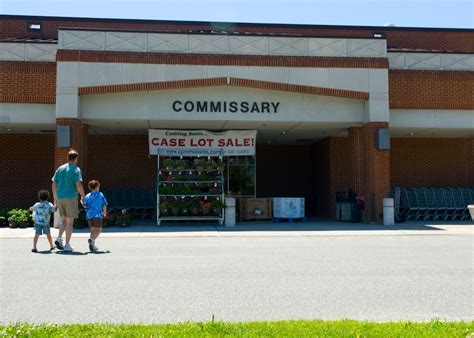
[281,131,287,135]
[27,22,42,31]
[373,32,386,38]
[409,132,415,136]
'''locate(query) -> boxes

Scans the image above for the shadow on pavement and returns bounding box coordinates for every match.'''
[56,250,111,255]
[34,250,54,254]
[86,250,111,254]
[56,251,87,256]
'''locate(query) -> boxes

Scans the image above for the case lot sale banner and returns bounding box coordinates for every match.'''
[149,129,257,156]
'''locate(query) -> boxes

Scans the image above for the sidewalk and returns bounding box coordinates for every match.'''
[1,219,472,238]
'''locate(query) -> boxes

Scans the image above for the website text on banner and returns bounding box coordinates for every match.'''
[149,130,257,156]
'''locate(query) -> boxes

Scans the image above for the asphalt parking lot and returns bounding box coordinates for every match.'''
[1,230,472,324]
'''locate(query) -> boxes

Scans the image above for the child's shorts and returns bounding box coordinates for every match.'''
[88,218,102,228]
[34,223,51,235]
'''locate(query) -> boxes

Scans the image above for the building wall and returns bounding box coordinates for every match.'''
[0,134,55,208]
[87,135,156,189]
[389,70,474,109]
[2,16,473,52]
[0,61,56,104]
[390,138,474,188]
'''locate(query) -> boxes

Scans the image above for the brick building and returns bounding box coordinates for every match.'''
[0,15,473,222]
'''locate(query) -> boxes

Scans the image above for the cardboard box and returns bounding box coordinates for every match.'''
[272,198,305,218]
[238,198,272,221]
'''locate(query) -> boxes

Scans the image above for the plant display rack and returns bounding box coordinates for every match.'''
[157,154,225,226]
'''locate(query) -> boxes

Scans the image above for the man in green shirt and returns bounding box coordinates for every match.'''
[52,150,85,252]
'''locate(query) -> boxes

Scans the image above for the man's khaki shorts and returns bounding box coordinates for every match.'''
[58,198,79,219]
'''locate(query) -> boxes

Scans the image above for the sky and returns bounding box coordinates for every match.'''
[1,0,473,29]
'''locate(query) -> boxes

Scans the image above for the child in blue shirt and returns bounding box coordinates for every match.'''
[82,180,108,252]
[30,190,56,253]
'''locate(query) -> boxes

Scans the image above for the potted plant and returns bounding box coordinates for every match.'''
[209,183,220,195]
[176,159,187,172]
[200,200,211,215]
[116,209,133,227]
[7,209,19,228]
[170,201,180,216]
[216,160,225,173]
[194,158,206,173]
[102,210,117,227]
[0,208,8,227]
[8,209,31,228]
[211,199,226,216]
[163,158,175,173]
[180,200,190,216]
[190,200,200,216]
[185,170,195,181]
[159,200,170,216]
[205,159,214,173]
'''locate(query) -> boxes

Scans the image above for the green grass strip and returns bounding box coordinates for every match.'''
[1,319,473,337]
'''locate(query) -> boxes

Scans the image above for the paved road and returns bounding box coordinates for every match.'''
[1,234,473,324]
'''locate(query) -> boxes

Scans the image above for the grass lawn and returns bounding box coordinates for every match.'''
[1,320,473,337]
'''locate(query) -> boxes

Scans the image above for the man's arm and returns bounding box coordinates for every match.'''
[52,182,58,207]
[76,181,85,204]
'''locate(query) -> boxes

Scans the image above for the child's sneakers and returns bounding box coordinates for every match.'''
[63,243,73,252]
[88,239,98,252]
[55,237,64,250]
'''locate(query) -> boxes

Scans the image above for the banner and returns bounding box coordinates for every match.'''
[149,129,257,156]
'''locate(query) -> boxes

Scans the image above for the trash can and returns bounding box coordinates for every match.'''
[336,202,353,221]
[336,191,356,222]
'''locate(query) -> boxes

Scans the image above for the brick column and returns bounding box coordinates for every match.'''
[347,124,391,222]
[362,122,390,223]
[348,127,365,195]
[54,118,89,181]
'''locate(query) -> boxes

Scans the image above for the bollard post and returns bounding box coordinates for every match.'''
[383,198,395,226]
[224,197,236,227]
[468,205,474,221]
